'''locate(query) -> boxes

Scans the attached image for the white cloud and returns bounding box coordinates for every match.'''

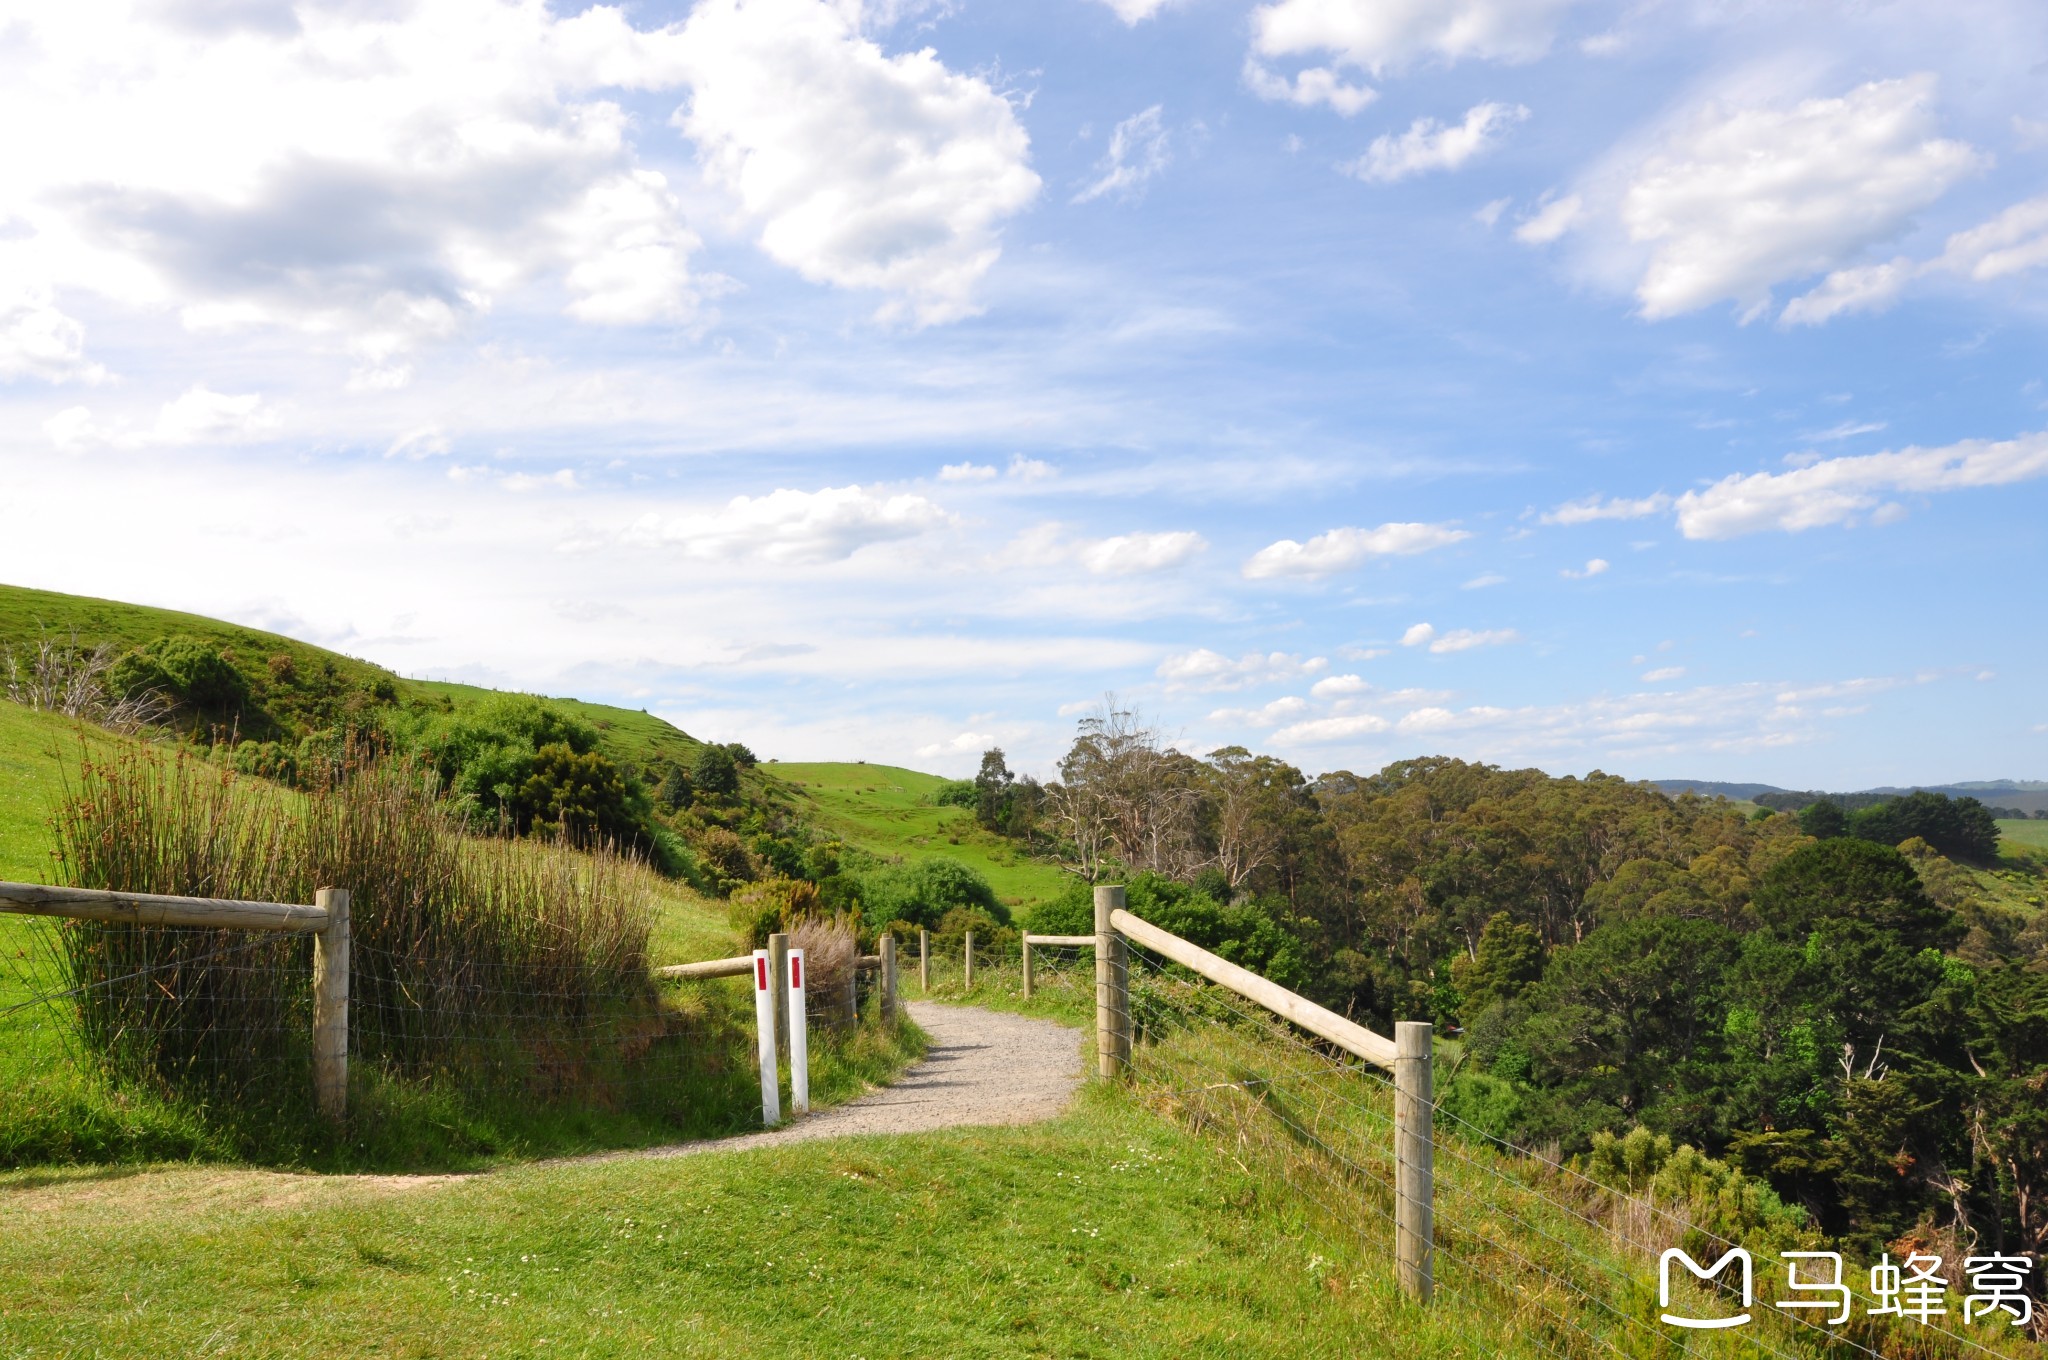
[1674,430,2048,539]
[1474,197,1510,227]
[1780,257,1916,326]
[1409,625,1519,653]
[1344,102,1529,184]
[1009,455,1058,482]
[502,469,580,493]
[1243,62,1379,117]
[1243,521,1470,579]
[1779,192,2048,325]
[917,730,995,757]
[0,0,717,379]
[939,461,997,482]
[1311,673,1371,697]
[1158,649,1328,693]
[1077,531,1208,576]
[1251,0,1580,77]
[1209,695,1311,727]
[1096,0,1180,21]
[1541,492,1671,525]
[1934,192,2048,284]
[675,0,1040,325]
[1462,573,1507,589]
[1270,712,1390,744]
[50,385,282,450]
[0,289,106,384]
[1561,557,1608,579]
[1075,105,1172,204]
[654,484,955,564]
[1619,76,1984,321]
[1515,194,1583,244]
[1642,666,1685,681]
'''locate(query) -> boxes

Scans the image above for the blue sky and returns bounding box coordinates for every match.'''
[2,0,2044,786]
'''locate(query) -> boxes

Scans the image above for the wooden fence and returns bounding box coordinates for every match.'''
[1087,885,1434,1304]
[0,880,351,1119]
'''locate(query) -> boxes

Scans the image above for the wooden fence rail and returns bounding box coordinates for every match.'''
[1019,932,1095,997]
[0,879,351,1120]
[1092,885,1432,1304]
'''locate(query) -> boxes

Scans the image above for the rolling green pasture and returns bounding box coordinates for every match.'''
[1997,817,2048,851]
[775,762,1069,915]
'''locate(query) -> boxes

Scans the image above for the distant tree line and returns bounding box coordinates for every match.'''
[970,701,2048,1264]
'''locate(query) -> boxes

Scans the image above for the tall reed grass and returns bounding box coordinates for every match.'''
[51,746,676,1120]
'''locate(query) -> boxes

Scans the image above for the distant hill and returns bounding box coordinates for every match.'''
[1654,777,2048,815]
[1648,780,1787,800]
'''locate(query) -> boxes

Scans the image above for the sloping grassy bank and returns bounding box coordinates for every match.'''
[776,761,1067,916]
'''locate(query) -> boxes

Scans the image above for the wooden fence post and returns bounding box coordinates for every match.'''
[964,929,974,990]
[919,928,929,992]
[1022,938,1034,998]
[1395,1020,1434,1304]
[1094,885,1130,1079]
[312,887,350,1120]
[880,933,897,1022]
[768,932,790,1054]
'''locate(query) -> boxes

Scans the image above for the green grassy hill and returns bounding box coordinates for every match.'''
[1999,817,2048,852]
[775,761,1068,916]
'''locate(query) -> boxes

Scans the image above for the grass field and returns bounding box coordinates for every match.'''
[0,1080,1485,1360]
[1998,817,2048,851]
[776,762,1069,916]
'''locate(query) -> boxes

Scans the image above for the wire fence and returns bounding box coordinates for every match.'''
[0,907,905,1167]
[1110,939,2040,1360]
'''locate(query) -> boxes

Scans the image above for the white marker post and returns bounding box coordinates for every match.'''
[752,949,781,1126]
[787,948,810,1115]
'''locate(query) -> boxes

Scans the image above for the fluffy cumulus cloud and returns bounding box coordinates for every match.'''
[1561,557,1608,579]
[1242,521,1469,579]
[1075,106,1172,204]
[1674,430,2048,539]
[1157,649,1328,693]
[1782,192,2048,325]
[646,484,955,564]
[1401,622,1518,653]
[1614,76,1985,321]
[1344,102,1529,183]
[676,0,1040,325]
[0,0,721,387]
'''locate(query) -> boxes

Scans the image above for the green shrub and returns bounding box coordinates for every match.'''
[933,779,976,808]
[109,636,250,721]
[859,858,1004,929]
[691,744,739,798]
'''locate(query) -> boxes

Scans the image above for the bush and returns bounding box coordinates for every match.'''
[109,636,250,721]
[933,779,976,808]
[858,858,1005,929]
[691,743,739,798]
[1043,873,1306,990]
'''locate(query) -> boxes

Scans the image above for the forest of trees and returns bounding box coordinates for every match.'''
[987,704,2048,1264]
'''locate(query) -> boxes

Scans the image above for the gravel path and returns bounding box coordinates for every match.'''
[3,1003,1084,1216]
[630,1000,1085,1159]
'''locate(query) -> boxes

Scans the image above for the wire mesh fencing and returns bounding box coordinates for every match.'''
[1110,939,2037,1360]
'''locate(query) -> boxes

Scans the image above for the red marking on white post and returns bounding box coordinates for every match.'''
[751,948,779,1125]
[788,947,810,1115]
